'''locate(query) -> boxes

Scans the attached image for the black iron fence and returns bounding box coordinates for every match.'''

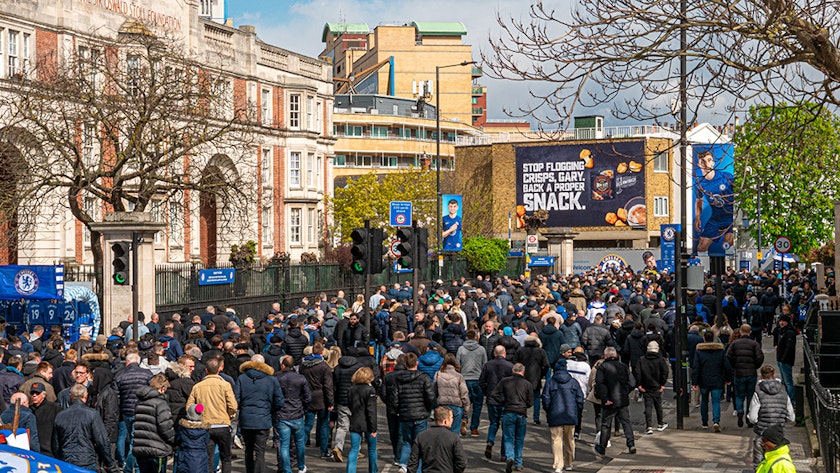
[803,336,840,473]
[154,256,528,321]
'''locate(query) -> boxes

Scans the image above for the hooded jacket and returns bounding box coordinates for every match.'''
[539,324,565,366]
[515,337,549,391]
[455,339,487,381]
[418,349,444,381]
[542,368,584,426]
[442,323,466,354]
[235,361,284,430]
[132,385,176,458]
[623,328,647,367]
[581,323,614,358]
[635,351,669,390]
[691,342,733,389]
[89,368,119,443]
[560,318,582,349]
[299,354,334,411]
[332,354,361,406]
[175,418,210,473]
[747,378,794,431]
[434,365,470,409]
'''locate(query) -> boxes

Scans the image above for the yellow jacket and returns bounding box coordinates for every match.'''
[756,445,796,473]
[187,374,238,425]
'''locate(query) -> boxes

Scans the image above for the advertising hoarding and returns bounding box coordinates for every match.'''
[692,143,735,257]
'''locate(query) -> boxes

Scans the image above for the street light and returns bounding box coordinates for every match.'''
[436,60,476,277]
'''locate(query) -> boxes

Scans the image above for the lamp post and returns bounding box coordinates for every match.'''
[435,60,475,277]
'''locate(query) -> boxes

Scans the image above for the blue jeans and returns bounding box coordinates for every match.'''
[304,409,331,456]
[501,412,526,467]
[445,406,463,433]
[117,416,137,473]
[398,419,428,467]
[699,388,723,425]
[466,380,483,431]
[487,405,504,445]
[733,375,757,413]
[778,362,796,405]
[346,431,378,473]
[276,417,306,473]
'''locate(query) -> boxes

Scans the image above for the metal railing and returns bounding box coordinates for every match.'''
[803,336,840,473]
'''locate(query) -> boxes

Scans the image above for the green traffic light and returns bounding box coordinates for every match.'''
[114,273,126,284]
[352,261,364,273]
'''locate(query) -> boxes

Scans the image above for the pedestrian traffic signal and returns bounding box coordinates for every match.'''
[416,227,428,270]
[112,241,130,285]
[369,228,386,274]
[396,227,414,268]
[350,228,369,274]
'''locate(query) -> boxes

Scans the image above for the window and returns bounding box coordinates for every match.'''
[344,125,362,137]
[290,208,301,244]
[289,94,300,128]
[211,79,232,118]
[307,208,316,243]
[262,206,273,248]
[21,33,29,76]
[317,209,323,241]
[169,200,183,246]
[315,155,322,188]
[78,46,101,86]
[307,96,314,130]
[151,201,162,244]
[316,100,323,134]
[199,0,212,16]
[290,152,301,186]
[7,30,18,77]
[307,153,315,187]
[381,156,398,167]
[372,126,388,137]
[654,196,669,217]
[654,150,669,172]
[82,123,98,169]
[126,54,141,96]
[261,88,271,125]
[334,155,346,166]
[82,197,97,244]
[261,148,273,188]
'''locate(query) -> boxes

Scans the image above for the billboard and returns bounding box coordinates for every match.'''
[516,142,647,228]
[692,143,735,257]
[441,194,463,252]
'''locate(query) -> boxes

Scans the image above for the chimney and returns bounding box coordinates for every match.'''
[239,25,255,34]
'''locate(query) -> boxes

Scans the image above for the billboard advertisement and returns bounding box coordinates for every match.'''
[516,142,647,228]
[441,194,463,252]
[692,143,735,257]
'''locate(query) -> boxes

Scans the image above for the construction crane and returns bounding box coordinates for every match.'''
[334,56,394,96]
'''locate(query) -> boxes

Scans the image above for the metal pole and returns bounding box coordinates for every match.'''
[757,177,762,263]
[412,220,420,313]
[363,219,371,331]
[674,0,689,428]
[436,65,442,280]
[131,231,139,342]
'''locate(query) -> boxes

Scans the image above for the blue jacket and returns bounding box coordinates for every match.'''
[417,349,443,381]
[158,335,184,362]
[539,324,565,366]
[234,361,284,430]
[275,369,311,420]
[113,363,153,417]
[442,323,466,354]
[560,319,582,349]
[0,405,38,452]
[542,369,584,427]
[175,418,210,473]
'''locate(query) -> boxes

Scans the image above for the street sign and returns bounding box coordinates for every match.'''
[198,268,236,286]
[390,240,402,257]
[774,235,792,254]
[528,256,555,267]
[389,201,412,227]
[393,261,413,273]
[526,234,538,253]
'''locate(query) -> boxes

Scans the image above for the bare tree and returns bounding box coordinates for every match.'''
[0,24,257,294]
[484,0,840,128]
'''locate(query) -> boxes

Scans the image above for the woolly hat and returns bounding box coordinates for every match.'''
[647,341,659,353]
[559,343,573,354]
[186,404,204,422]
[779,314,792,324]
[554,358,568,371]
[502,327,513,336]
[760,424,789,446]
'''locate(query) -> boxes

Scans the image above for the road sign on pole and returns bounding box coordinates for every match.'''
[774,235,792,254]
[390,201,412,227]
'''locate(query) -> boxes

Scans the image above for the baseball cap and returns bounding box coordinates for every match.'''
[30,382,46,394]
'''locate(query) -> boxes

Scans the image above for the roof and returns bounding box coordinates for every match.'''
[410,21,467,37]
[322,23,370,42]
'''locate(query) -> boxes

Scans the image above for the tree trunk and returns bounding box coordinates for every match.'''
[90,229,104,308]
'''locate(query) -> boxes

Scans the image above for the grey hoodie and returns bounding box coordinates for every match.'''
[456,339,488,380]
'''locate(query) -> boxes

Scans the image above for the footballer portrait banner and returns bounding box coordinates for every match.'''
[692,143,735,257]
[441,194,463,252]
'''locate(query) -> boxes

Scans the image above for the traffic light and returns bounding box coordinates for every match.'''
[416,227,428,269]
[350,228,369,274]
[396,227,414,268]
[112,241,130,285]
[370,228,386,274]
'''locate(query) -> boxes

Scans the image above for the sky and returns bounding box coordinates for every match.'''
[224,0,725,128]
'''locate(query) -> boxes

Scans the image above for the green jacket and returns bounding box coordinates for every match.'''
[756,445,796,473]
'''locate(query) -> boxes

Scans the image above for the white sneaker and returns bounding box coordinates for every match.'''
[298,468,307,473]
[645,427,653,435]
[657,423,668,431]
[233,434,244,449]
[733,409,739,416]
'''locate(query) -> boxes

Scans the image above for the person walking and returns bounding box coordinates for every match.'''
[132,374,176,473]
[754,425,797,473]
[593,347,636,456]
[331,346,364,462]
[345,367,378,473]
[29,382,59,455]
[275,355,311,473]
[727,324,764,427]
[114,351,153,473]
[0,392,39,452]
[235,354,285,473]
[456,329,487,436]
[489,362,534,473]
[394,352,436,473]
[566,346,591,440]
[52,384,119,472]
[434,353,470,435]
[747,365,795,467]
[299,342,334,460]
[515,335,549,425]
[581,316,614,365]
[187,355,238,473]
[406,406,467,473]
[692,330,733,432]
[542,358,584,472]
[479,345,513,461]
[174,404,210,473]
[635,341,669,434]
[773,314,797,405]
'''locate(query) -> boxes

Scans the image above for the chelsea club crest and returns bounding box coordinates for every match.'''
[662,226,676,242]
[14,269,39,296]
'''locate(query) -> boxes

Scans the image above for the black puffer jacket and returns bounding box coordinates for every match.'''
[284,327,310,366]
[165,364,195,421]
[383,364,405,415]
[692,342,733,389]
[333,354,362,406]
[595,358,632,407]
[622,328,647,367]
[275,369,311,420]
[52,400,116,470]
[726,337,764,377]
[89,368,119,443]
[394,369,435,421]
[479,357,513,406]
[114,363,153,417]
[390,306,409,336]
[581,324,614,359]
[132,385,176,458]
[299,354,334,411]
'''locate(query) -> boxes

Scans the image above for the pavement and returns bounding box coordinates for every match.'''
[234,335,819,473]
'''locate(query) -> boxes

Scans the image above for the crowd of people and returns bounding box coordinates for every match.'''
[0,264,822,473]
